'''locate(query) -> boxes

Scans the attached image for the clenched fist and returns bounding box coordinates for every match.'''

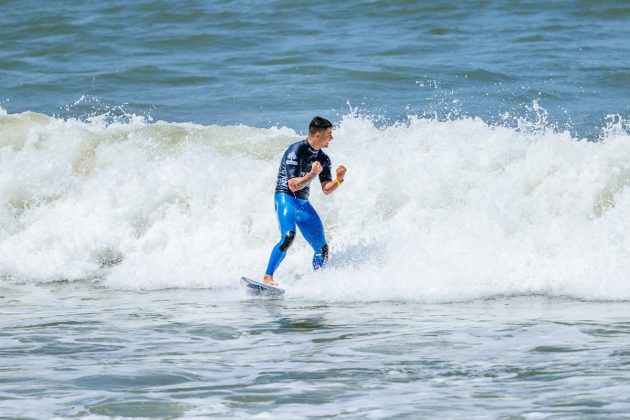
[336,165,347,181]
[310,161,324,175]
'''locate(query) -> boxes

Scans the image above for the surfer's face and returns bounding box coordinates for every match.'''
[317,128,333,148]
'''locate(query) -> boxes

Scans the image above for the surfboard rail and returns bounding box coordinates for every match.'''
[240,276,286,297]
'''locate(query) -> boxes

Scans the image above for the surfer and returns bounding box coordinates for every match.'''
[263,116,347,286]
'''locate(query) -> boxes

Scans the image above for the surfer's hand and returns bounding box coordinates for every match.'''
[336,165,347,180]
[311,161,323,175]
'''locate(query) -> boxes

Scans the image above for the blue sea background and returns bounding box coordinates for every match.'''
[2,0,628,137]
[2,1,630,418]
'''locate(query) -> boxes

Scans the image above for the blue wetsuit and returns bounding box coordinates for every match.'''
[265,140,333,276]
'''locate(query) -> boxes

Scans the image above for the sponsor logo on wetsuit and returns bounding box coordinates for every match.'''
[286,151,298,165]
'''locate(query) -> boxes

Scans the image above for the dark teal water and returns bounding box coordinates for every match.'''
[2,283,630,418]
[1,0,629,137]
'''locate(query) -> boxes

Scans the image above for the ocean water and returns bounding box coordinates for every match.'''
[1,0,630,418]
[1,0,629,137]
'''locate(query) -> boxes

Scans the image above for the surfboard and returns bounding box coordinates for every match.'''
[240,276,285,297]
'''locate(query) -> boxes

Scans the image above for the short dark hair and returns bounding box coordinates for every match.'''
[309,116,333,135]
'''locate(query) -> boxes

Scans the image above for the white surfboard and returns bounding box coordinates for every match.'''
[240,276,285,297]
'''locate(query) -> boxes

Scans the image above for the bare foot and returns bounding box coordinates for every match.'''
[263,275,278,286]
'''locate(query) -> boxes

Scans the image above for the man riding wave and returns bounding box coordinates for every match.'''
[263,116,347,285]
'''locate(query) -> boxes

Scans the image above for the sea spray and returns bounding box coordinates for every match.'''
[2,110,630,301]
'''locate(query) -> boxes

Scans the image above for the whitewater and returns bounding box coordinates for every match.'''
[2,108,630,301]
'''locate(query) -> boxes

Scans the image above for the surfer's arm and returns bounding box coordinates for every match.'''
[288,172,318,192]
[288,161,324,192]
[321,165,347,195]
[321,178,344,195]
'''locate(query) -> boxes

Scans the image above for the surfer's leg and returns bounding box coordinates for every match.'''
[296,200,328,270]
[265,193,297,278]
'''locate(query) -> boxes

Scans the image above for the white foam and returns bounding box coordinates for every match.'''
[1,110,630,301]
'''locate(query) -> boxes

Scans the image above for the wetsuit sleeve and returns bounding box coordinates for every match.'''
[284,143,302,180]
[319,154,333,183]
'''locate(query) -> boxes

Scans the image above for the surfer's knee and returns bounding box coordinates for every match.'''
[279,231,296,252]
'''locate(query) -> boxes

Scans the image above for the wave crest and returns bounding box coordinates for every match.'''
[1,110,630,301]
